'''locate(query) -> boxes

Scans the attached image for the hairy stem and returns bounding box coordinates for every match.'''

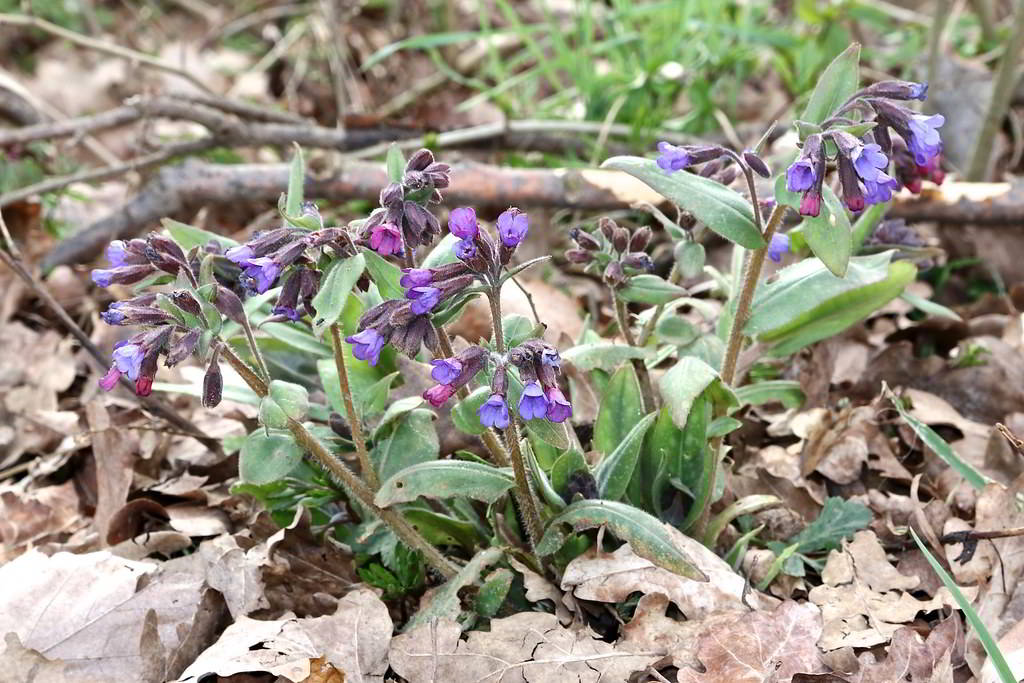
[241,316,272,384]
[219,344,457,578]
[329,323,378,490]
[612,290,656,412]
[967,0,1024,181]
[488,289,544,549]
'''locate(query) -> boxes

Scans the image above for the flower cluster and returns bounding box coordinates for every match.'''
[781,79,943,216]
[91,235,242,401]
[655,142,762,187]
[419,339,572,429]
[565,217,653,286]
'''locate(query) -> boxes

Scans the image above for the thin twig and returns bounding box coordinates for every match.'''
[329,323,378,489]
[0,13,212,93]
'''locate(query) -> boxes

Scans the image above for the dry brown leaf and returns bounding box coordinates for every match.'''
[561,530,774,619]
[619,593,740,671]
[0,480,81,549]
[86,401,136,544]
[847,617,961,683]
[179,588,391,683]
[810,531,971,651]
[675,600,826,683]
[390,611,660,683]
[200,533,270,618]
[0,549,221,682]
[508,556,573,623]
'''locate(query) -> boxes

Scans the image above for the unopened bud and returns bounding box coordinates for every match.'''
[622,252,654,272]
[570,228,601,251]
[379,182,404,208]
[565,248,593,264]
[699,159,724,178]
[202,347,222,408]
[629,226,652,252]
[213,286,246,325]
[405,148,435,172]
[171,291,202,317]
[603,260,626,287]
[612,227,629,253]
[743,150,771,178]
[598,217,617,241]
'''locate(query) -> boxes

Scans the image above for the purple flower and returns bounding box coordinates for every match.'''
[101,303,126,325]
[785,159,816,192]
[112,343,145,380]
[767,233,790,263]
[346,329,385,366]
[544,387,572,423]
[369,223,403,256]
[454,239,477,260]
[99,366,121,391]
[430,358,463,385]
[518,380,549,421]
[541,348,560,369]
[105,240,129,267]
[799,191,821,217]
[400,268,432,288]
[478,394,509,429]
[906,114,944,165]
[225,245,255,265]
[272,305,301,321]
[863,172,901,205]
[448,207,478,240]
[656,141,694,172]
[242,257,282,293]
[91,269,115,288]
[423,383,457,407]
[852,143,888,183]
[497,209,528,247]
[407,286,441,315]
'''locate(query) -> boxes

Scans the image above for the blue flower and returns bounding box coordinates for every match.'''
[541,348,561,369]
[242,257,282,293]
[407,286,441,315]
[478,394,510,429]
[518,380,549,420]
[656,141,693,172]
[863,171,901,205]
[346,329,385,366]
[785,159,816,193]
[91,269,115,288]
[430,358,463,385]
[225,245,255,265]
[544,387,572,423]
[400,268,432,288]
[112,342,145,380]
[768,233,790,263]
[454,239,477,260]
[497,209,528,247]
[448,207,478,240]
[105,240,130,267]
[852,143,889,184]
[272,305,301,321]
[907,114,945,165]
[101,303,126,325]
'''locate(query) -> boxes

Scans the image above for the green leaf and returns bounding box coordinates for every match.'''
[786,496,871,554]
[285,144,304,217]
[451,386,490,436]
[911,528,1017,683]
[551,449,588,497]
[657,356,734,430]
[162,218,238,250]
[800,43,860,125]
[746,252,916,356]
[601,156,765,249]
[502,314,534,349]
[375,461,515,506]
[900,290,962,321]
[851,202,886,251]
[734,380,806,410]
[475,568,514,618]
[312,253,366,337]
[885,386,989,490]
[628,407,678,512]
[594,364,645,457]
[537,500,707,581]
[706,416,742,438]
[374,396,425,435]
[618,274,688,305]
[775,176,851,277]
[403,508,483,550]
[595,412,657,501]
[361,248,405,300]
[421,233,461,269]
[372,409,439,482]
[405,547,503,632]
[386,143,405,183]
[562,343,650,372]
[656,315,699,346]
[239,430,304,485]
[676,241,706,279]
[261,322,333,358]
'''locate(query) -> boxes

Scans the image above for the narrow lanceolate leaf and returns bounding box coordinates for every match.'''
[595,412,657,501]
[386,143,405,183]
[161,218,238,250]
[562,343,650,372]
[618,274,688,305]
[594,364,645,457]
[885,386,989,490]
[800,43,861,125]
[285,143,305,217]
[375,461,515,507]
[734,380,806,410]
[537,500,707,581]
[311,253,366,336]
[602,156,765,249]
[775,176,851,277]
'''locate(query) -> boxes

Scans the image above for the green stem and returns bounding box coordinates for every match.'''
[488,289,544,549]
[612,290,656,412]
[241,316,272,383]
[219,344,457,579]
[329,323,378,490]
[967,0,1024,181]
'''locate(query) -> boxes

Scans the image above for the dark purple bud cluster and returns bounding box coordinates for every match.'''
[345,297,442,366]
[655,142,770,188]
[783,80,943,217]
[565,217,654,288]
[359,149,452,255]
[865,218,925,249]
[91,235,191,288]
